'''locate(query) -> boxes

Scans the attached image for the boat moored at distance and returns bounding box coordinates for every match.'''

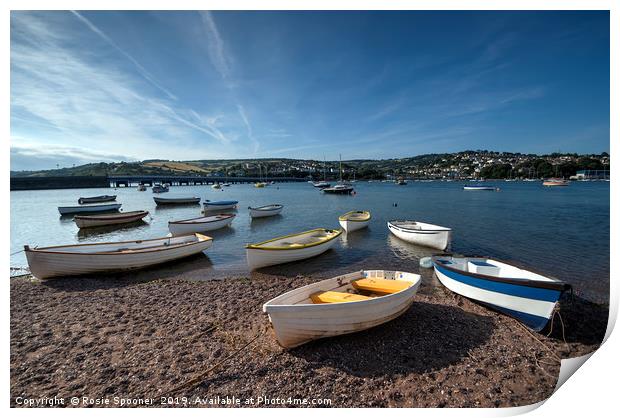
[78,195,117,205]
[322,184,354,194]
[73,210,149,229]
[152,184,169,193]
[543,178,569,187]
[263,269,422,348]
[168,214,235,235]
[137,184,147,191]
[203,200,239,211]
[388,220,451,250]
[254,182,267,188]
[432,255,571,331]
[58,203,122,216]
[246,228,342,270]
[153,196,201,205]
[463,185,499,191]
[212,183,222,189]
[248,204,284,218]
[338,210,371,232]
[24,233,213,280]
[312,181,330,188]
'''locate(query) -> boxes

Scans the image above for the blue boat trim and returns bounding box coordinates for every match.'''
[434,263,561,303]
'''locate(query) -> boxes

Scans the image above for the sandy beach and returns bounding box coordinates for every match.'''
[10,267,607,408]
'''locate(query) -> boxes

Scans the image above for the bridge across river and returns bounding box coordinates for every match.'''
[10,175,306,190]
[107,175,305,187]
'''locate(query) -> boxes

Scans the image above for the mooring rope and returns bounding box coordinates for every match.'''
[158,328,265,401]
[10,249,24,256]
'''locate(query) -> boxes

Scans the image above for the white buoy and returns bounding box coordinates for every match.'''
[419,257,433,268]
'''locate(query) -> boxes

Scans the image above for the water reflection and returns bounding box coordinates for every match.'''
[249,214,284,231]
[76,220,150,240]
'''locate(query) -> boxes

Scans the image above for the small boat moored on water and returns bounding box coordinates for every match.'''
[246,228,342,270]
[338,210,371,232]
[154,196,201,205]
[58,203,122,216]
[152,184,169,193]
[203,200,239,211]
[463,185,499,191]
[168,213,235,235]
[263,269,422,348]
[78,195,116,205]
[322,184,354,194]
[212,183,222,189]
[24,233,213,280]
[74,210,149,229]
[138,184,147,191]
[432,255,571,331]
[543,178,569,187]
[248,204,284,218]
[388,220,451,250]
[312,181,330,188]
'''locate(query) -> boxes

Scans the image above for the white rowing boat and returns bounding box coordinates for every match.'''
[246,228,342,270]
[263,269,422,348]
[168,214,235,235]
[154,196,201,205]
[74,210,149,228]
[24,233,213,280]
[463,185,498,191]
[432,255,571,331]
[248,204,283,218]
[387,220,451,250]
[58,203,122,215]
[338,210,371,232]
[78,195,117,204]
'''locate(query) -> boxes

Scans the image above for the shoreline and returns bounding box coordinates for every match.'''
[10,271,608,408]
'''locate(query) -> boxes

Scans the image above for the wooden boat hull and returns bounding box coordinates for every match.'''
[263,270,421,348]
[78,195,117,204]
[543,181,569,187]
[387,221,450,250]
[58,204,122,215]
[24,234,212,280]
[432,256,569,331]
[154,197,201,205]
[249,205,283,218]
[246,229,342,270]
[74,210,149,228]
[203,201,238,211]
[168,214,235,235]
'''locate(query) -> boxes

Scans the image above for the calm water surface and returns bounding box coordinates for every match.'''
[10,181,610,302]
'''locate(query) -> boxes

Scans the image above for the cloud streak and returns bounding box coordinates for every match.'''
[70,11,178,100]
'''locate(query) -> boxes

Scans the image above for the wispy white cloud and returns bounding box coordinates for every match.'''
[10,11,244,169]
[199,11,231,80]
[237,105,259,153]
[70,11,178,101]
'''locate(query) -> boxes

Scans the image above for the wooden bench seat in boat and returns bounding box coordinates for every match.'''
[352,278,410,295]
[310,291,372,304]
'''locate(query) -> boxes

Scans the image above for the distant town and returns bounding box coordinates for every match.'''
[11,150,610,181]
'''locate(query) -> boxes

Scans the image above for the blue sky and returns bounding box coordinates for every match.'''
[10,11,609,170]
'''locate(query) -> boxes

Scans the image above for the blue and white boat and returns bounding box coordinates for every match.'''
[203,200,239,211]
[431,255,571,331]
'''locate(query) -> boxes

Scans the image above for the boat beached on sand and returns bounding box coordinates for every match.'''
[263,269,422,348]
[58,203,122,216]
[203,200,239,211]
[168,214,235,235]
[24,233,213,280]
[153,196,201,205]
[338,210,371,232]
[73,210,149,229]
[388,220,451,250]
[78,195,116,204]
[246,228,342,270]
[432,254,571,331]
[248,204,284,218]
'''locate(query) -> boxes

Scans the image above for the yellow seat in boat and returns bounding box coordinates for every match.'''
[310,291,371,304]
[352,278,410,295]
